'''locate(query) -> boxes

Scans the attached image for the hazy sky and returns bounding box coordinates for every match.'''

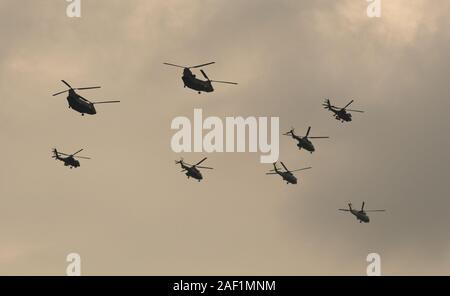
[1,0,450,275]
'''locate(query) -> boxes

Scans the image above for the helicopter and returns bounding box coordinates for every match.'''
[163,62,238,94]
[283,126,329,153]
[52,148,91,169]
[52,80,120,116]
[175,157,213,182]
[323,99,364,122]
[266,162,312,185]
[339,202,385,223]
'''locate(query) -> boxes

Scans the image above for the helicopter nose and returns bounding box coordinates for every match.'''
[292,178,298,184]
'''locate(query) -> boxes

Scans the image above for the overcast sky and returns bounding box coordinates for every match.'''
[0,0,450,275]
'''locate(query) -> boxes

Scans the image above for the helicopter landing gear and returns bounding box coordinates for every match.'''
[81,113,84,116]
[198,91,201,94]
[198,180,201,182]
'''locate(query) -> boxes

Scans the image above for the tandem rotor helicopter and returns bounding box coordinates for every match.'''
[266,162,312,185]
[52,80,120,116]
[284,126,329,153]
[339,202,385,223]
[163,62,238,94]
[323,99,364,122]
[52,148,91,169]
[175,157,213,182]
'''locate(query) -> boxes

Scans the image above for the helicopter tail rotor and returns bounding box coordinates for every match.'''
[322,99,333,110]
[283,127,295,136]
[52,148,59,160]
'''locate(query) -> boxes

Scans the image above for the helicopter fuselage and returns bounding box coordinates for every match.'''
[278,171,297,184]
[333,109,352,122]
[58,156,80,168]
[182,68,214,93]
[297,137,315,152]
[181,164,203,181]
[67,90,97,115]
[350,210,370,223]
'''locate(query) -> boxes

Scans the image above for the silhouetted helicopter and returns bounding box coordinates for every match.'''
[283,126,329,153]
[163,62,238,94]
[339,202,385,223]
[52,148,91,169]
[323,99,364,122]
[266,162,312,185]
[175,157,213,182]
[52,80,120,116]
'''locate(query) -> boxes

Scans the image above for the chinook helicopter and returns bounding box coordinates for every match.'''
[283,126,329,153]
[175,157,213,182]
[163,62,238,94]
[52,148,91,169]
[323,99,364,122]
[266,162,312,185]
[339,202,385,223]
[52,80,120,116]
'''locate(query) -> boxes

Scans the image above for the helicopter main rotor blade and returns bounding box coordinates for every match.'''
[308,136,329,139]
[265,172,278,175]
[61,80,73,89]
[289,167,312,173]
[190,62,215,69]
[71,149,84,156]
[75,86,101,91]
[194,157,208,166]
[92,101,121,104]
[306,127,311,137]
[338,209,351,212]
[343,100,354,110]
[361,202,365,211]
[211,80,238,85]
[280,162,289,172]
[196,166,213,170]
[52,90,70,96]
[163,62,187,69]
[164,63,189,69]
[74,156,91,160]
[200,69,210,81]
[365,210,386,212]
[57,152,71,157]
[346,109,364,113]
